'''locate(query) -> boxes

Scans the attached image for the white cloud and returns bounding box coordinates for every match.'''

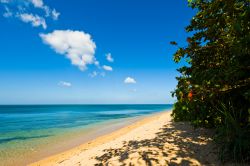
[51,9,60,20]
[94,61,100,67]
[58,81,72,87]
[18,13,47,29]
[106,53,114,62]
[3,6,12,18]
[89,71,106,78]
[1,0,59,28]
[124,77,136,84]
[103,65,113,71]
[31,0,43,8]
[40,30,97,71]
[89,71,98,78]
[30,0,60,20]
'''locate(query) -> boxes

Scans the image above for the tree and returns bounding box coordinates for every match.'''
[171,0,250,162]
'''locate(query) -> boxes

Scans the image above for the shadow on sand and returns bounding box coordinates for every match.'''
[94,121,218,166]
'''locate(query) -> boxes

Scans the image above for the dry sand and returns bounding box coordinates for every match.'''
[30,111,219,166]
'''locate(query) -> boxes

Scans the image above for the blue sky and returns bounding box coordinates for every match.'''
[0,0,195,104]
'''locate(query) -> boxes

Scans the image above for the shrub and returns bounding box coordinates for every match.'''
[171,0,250,162]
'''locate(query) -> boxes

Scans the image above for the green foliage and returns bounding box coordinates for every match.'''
[215,101,250,162]
[171,0,250,162]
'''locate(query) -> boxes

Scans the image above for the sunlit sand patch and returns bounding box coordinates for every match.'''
[30,111,220,166]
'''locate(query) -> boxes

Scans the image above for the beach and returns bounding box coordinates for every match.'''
[30,110,219,166]
[0,105,172,166]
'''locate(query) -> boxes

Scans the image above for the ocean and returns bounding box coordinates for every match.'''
[0,104,172,165]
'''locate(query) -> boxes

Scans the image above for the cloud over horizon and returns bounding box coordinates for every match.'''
[58,81,72,87]
[89,71,98,78]
[124,77,136,84]
[103,65,113,71]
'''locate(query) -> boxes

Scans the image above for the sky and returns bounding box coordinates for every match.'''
[0,0,195,104]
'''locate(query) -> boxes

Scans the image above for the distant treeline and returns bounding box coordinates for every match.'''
[171,0,250,163]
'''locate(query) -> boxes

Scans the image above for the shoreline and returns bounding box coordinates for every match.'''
[30,109,219,165]
[4,112,164,166]
[28,116,144,164]
[29,110,172,166]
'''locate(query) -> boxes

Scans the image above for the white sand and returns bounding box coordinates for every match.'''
[30,111,219,166]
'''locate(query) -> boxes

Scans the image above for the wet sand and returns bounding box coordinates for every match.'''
[2,115,145,166]
[30,110,220,166]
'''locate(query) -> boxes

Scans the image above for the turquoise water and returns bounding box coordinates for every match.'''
[0,104,172,165]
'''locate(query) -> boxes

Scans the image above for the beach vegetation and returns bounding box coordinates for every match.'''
[171,0,250,163]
